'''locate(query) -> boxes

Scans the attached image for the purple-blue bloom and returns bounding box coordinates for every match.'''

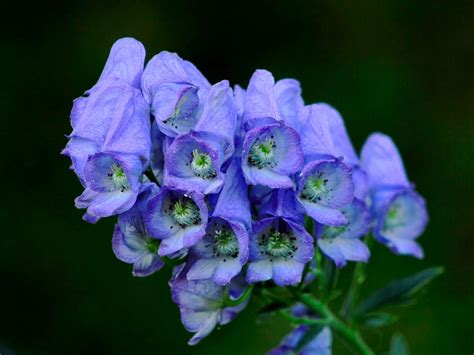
[186,160,250,284]
[170,265,249,345]
[361,133,428,258]
[163,132,224,194]
[247,217,313,286]
[315,199,371,268]
[141,51,211,138]
[63,38,150,222]
[112,182,164,276]
[295,104,355,226]
[241,70,304,188]
[144,187,208,256]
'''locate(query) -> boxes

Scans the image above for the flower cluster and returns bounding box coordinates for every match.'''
[63,38,429,351]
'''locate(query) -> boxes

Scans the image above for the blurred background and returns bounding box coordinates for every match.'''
[1,0,473,354]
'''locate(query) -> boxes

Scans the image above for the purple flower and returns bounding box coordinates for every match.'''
[315,199,371,268]
[242,70,304,130]
[163,132,224,195]
[295,105,355,226]
[112,183,164,277]
[186,217,248,285]
[170,265,249,345]
[186,160,250,284]
[63,38,150,222]
[194,80,237,161]
[141,51,211,138]
[269,325,332,355]
[361,133,428,258]
[144,187,208,256]
[75,152,144,223]
[242,122,304,188]
[247,217,313,286]
[240,70,304,189]
[297,158,354,226]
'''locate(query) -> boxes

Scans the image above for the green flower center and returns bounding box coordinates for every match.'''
[248,137,277,169]
[171,199,201,227]
[190,149,216,179]
[260,230,297,259]
[108,164,129,192]
[383,203,404,231]
[213,228,239,258]
[301,175,330,203]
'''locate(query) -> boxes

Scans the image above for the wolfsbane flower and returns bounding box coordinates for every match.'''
[170,265,249,345]
[361,133,428,258]
[63,38,150,222]
[141,51,211,138]
[187,216,249,285]
[112,183,164,276]
[247,217,313,286]
[315,199,370,268]
[144,187,208,256]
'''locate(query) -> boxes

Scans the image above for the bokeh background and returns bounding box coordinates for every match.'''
[1,0,473,354]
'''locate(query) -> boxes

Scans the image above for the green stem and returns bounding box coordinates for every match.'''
[341,235,372,323]
[299,294,374,355]
[279,310,329,326]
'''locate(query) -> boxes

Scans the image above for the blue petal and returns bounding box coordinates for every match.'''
[132,253,165,277]
[297,159,354,225]
[97,37,145,88]
[151,83,200,137]
[246,259,273,283]
[243,69,282,124]
[242,123,303,188]
[361,133,410,189]
[259,189,306,223]
[325,103,359,165]
[212,159,251,229]
[374,189,428,259]
[164,133,224,195]
[274,78,304,130]
[195,80,237,160]
[298,104,336,161]
[141,51,210,104]
[272,259,305,286]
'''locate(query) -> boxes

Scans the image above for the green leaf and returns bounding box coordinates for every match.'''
[355,267,444,316]
[389,333,410,355]
[359,312,398,327]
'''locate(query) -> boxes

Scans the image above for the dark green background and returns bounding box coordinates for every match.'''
[1,1,473,354]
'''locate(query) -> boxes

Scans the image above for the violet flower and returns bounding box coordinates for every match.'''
[63,38,150,222]
[144,187,208,256]
[361,133,428,258]
[295,104,354,226]
[170,265,249,345]
[247,217,313,286]
[241,70,304,189]
[112,183,164,276]
[141,51,211,137]
[186,160,250,285]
